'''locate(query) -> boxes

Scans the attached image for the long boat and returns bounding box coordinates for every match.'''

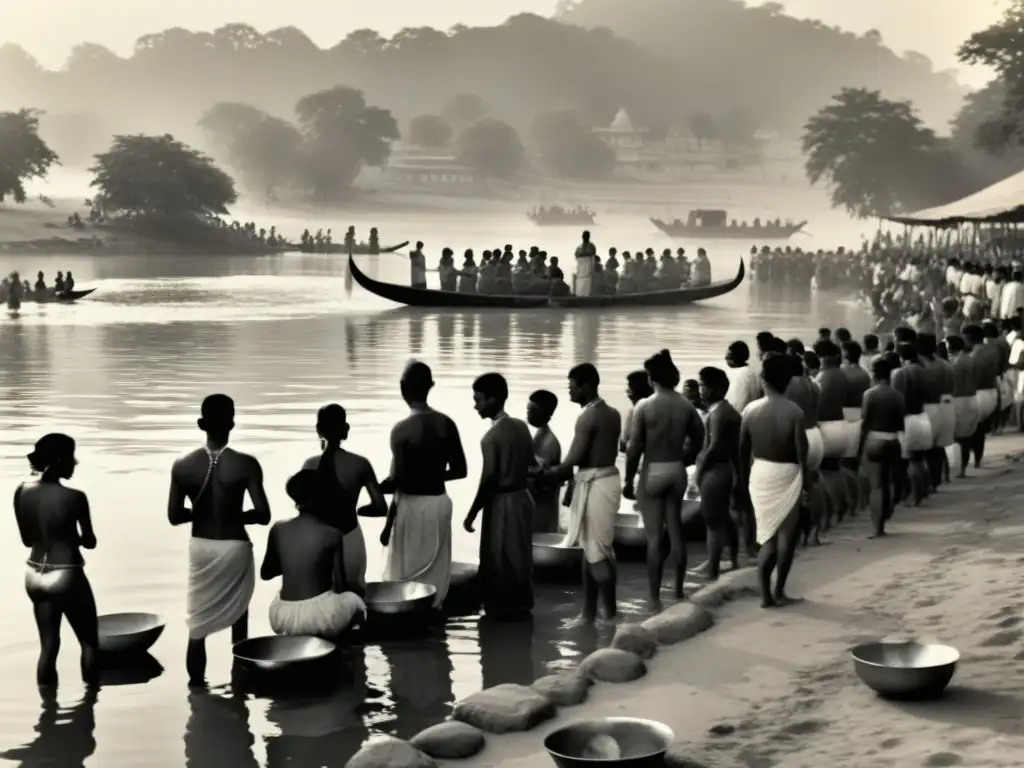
[4,287,96,306]
[292,240,409,255]
[651,217,807,241]
[527,209,596,227]
[349,255,744,309]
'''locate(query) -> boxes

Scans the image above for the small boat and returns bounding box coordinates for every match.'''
[349,255,744,309]
[292,240,409,255]
[527,208,596,226]
[20,288,97,303]
[651,209,807,240]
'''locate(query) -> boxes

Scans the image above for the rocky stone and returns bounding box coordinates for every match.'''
[345,737,436,768]
[452,683,556,734]
[641,602,715,645]
[531,671,591,706]
[692,567,760,609]
[410,721,485,759]
[610,622,658,659]
[579,647,647,683]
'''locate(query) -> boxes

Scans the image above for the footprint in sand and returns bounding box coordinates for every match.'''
[924,752,962,767]
[995,615,1020,629]
[880,737,903,749]
[989,605,1016,619]
[1013,649,1024,661]
[914,597,941,608]
[979,628,1023,647]
[780,719,829,736]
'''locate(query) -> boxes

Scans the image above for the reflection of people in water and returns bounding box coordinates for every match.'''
[264,646,371,768]
[479,613,536,689]
[184,689,259,768]
[0,687,97,766]
[378,634,455,741]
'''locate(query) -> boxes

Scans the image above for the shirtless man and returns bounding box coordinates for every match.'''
[545,362,622,625]
[891,340,931,505]
[857,357,905,537]
[410,241,428,289]
[739,354,809,608]
[947,335,978,477]
[964,324,999,468]
[464,372,536,619]
[624,349,704,610]
[916,333,947,491]
[840,341,872,509]
[167,394,271,686]
[783,348,825,544]
[380,361,467,607]
[696,366,742,580]
[527,389,562,533]
[813,340,850,524]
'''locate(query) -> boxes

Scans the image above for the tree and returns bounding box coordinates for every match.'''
[802,88,970,218]
[408,114,453,148]
[457,118,525,179]
[294,85,399,200]
[531,109,616,180]
[441,93,487,130]
[686,111,718,149]
[90,134,237,217]
[719,107,759,148]
[199,103,302,198]
[0,109,60,203]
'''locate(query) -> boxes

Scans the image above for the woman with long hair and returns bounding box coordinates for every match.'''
[301,405,387,595]
[14,433,99,687]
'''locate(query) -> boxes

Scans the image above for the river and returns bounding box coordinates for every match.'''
[0,216,873,767]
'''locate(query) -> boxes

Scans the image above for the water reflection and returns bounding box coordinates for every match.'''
[99,653,165,687]
[376,631,454,740]
[573,312,602,364]
[184,689,258,768]
[479,615,536,688]
[0,688,97,767]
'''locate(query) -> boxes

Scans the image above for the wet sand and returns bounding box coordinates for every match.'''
[456,434,1024,768]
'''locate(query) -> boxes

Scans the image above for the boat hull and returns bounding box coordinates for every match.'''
[349,256,744,309]
[291,241,408,255]
[651,218,806,240]
[528,216,596,227]
[17,288,97,303]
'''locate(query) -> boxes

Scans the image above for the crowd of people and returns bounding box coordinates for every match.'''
[15,302,1023,688]
[2,270,77,309]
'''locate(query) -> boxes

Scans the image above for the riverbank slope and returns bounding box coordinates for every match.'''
[455,435,1024,767]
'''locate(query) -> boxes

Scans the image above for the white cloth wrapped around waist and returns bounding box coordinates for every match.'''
[841,407,861,458]
[805,426,824,471]
[383,492,453,607]
[187,538,255,640]
[923,402,941,440]
[270,590,366,637]
[935,397,956,448]
[899,412,933,457]
[748,459,802,545]
[563,466,620,564]
[819,419,848,459]
[953,395,979,439]
[975,387,998,422]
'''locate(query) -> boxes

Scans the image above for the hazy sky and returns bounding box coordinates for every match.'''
[0,0,1009,86]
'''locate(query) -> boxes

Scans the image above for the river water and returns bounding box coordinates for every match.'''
[0,213,873,767]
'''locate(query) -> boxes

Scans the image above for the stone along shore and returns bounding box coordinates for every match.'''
[345,434,1024,768]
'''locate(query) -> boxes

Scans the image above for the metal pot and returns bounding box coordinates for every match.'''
[98,612,165,655]
[851,641,959,700]
[544,717,675,767]
[232,635,337,673]
[532,532,584,568]
[364,581,437,615]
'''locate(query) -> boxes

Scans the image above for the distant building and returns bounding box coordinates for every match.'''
[386,148,477,186]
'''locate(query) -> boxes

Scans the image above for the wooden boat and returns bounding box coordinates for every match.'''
[651,209,807,240]
[292,240,409,255]
[19,288,97,303]
[349,255,744,309]
[527,209,596,226]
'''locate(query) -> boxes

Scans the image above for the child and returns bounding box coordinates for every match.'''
[526,389,563,533]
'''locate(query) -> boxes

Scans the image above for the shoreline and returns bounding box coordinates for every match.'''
[368,434,1024,768]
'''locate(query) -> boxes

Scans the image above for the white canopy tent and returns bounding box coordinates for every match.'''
[888,168,1024,226]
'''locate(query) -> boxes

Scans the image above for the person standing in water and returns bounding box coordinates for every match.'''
[300,404,388,596]
[856,357,905,537]
[739,353,808,608]
[624,350,704,610]
[166,394,271,686]
[526,389,563,533]
[464,373,536,619]
[380,361,468,607]
[543,363,622,625]
[15,434,99,687]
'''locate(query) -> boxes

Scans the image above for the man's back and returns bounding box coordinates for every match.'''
[635,390,700,463]
[173,447,252,540]
[484,417,534,489]
[784,375,819,429]
[271,516,341,601]
[741,396,804,464]
[392,410,463,495]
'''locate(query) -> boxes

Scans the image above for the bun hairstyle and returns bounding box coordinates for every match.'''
[28,433,75,475]
[644,348,680,388]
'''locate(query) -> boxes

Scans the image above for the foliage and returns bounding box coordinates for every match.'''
[408,114,453,148]
[89,134,237,217]
[0,109,60,203]
[801,88,973,218]
[531,109,616,180]
[294,85,400,200]
[685,111,718,148]
[199,102,302,198]
[457,118,526,179]
[441,94,487,129]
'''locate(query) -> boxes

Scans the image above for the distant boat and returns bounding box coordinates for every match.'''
[527,208,596,226]
[290,240,409,255]
[25,288,97,303]
[348,254,744,309]
[651,209,807,240]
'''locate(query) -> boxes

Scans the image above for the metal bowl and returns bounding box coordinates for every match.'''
[851,641,959,700]
[364,581,437,615]
[533,533,584,568]
[98,612,165,655]
[614,512,647,548]
[544,717,675,767]
[233,635,337,672]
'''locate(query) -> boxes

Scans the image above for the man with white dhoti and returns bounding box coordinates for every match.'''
[380,361,468,608]
[964,324,1000,469]
[891,339,933,505]
[167,394,271,686]
[782,349,824,543]
[544,362,622,625]
[840,341,872,510]
[917,333,947,492]
[573,230,597,298]
[814,340,852,523]
[739,354,808,608]
[947,335,979,477]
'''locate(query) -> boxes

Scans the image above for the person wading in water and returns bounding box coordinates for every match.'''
[380,361,468,607]
[526,389,563,533]
[15,434,99,687]
[167,394,272,686]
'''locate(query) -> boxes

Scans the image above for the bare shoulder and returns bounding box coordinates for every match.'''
[301,455,319,471]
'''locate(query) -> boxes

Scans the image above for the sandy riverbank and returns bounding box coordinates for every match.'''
[450,434,1024,768]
